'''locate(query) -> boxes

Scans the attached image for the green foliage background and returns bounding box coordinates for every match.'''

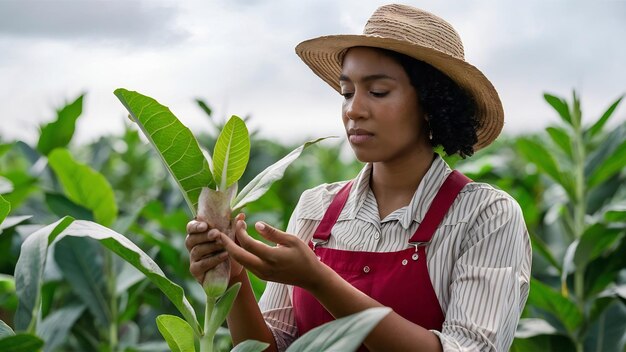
[0,91,625,351]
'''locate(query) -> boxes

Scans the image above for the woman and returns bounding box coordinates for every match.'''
[186,4,531,351]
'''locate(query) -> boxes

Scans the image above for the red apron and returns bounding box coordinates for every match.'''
[293,170,471,348]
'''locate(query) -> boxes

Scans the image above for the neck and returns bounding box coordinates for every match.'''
[370,150,436,218]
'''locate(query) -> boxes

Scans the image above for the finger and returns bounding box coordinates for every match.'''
[186,220,208,234]
[189,241,225,261]
[185,229,222,251]
[189,252,228,279]
[219,231,266,270]
[235,213,246,221]
[255,222,294,246]
[234,221,276,258]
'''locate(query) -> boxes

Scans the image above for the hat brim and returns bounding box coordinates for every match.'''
[295,34,504,151]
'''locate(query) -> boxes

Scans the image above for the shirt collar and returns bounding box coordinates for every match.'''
[343,154,453,230]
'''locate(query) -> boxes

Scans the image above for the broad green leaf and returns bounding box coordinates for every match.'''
[115,261,145,295]
[583,234,626,298]
[587,174,623,214]
[527,280,582,335]
[114,88,214,216]
[0,195,9,226]
[54,237,109,326]
[589,297,614,323]
[545,127,573,158]
[511,335,575,352]
[584,124,626,180]
[615,284,626,299]
[48,148,117,227]
[574,223,623,268]
[515,138,565,188]
[286,307,391,352]
[0,168,37,210]
[206,283,241,337]
[605,207,626,222]
[14,217,74,332]
[232,137,331,211]
[0,143,12,158]
[38,304,85,352]
[231,340,270,352]
[44,193,94,222]
[544,93,572,126]
[36,94,84,156]
[14,217,201,336]
[213,116,250,190]
[583,300,626,352]
[60,220,202,336]
[0,274,17,310]
[0,176,13,194]
[156,315,195,352]
[587,139,626,188]
[0,215,32,233]
[0,333,44,352]
[0,320,14,338]
[586,95,624,139]
[530,232,562,273]
[514,318,558,339]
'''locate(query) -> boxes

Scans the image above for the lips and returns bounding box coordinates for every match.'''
[347,128,374,144]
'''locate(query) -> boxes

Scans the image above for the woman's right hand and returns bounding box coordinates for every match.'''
[185,213,245,285]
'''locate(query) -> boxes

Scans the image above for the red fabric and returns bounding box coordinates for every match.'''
[292,171,471,350]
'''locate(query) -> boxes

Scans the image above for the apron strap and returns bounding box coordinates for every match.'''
[408,170,472,244]
[312,181,354,242]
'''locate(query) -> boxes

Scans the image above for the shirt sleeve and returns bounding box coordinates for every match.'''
[257,197,302,351]
[433,195,532,352]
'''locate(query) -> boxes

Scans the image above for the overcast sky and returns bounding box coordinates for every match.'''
[1,0,625,146]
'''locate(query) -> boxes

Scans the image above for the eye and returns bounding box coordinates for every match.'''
[371,91,389,98]
[341,92,354,99]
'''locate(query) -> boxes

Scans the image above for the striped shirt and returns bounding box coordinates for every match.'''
[258,155,531,351]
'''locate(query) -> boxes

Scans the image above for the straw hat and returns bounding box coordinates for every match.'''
[295,4,503,150]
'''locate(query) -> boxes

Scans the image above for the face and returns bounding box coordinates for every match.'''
[340,47,430,164]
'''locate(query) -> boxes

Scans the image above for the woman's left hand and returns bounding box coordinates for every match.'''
[217,218,328,291]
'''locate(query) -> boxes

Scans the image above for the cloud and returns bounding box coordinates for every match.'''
[0,0,624,147]
[0,0,188,46]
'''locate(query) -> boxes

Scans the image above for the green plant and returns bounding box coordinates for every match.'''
[509,92,626,351]
[0,90,392,352]
[114,89,333,351]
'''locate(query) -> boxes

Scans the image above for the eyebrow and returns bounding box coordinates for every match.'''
[338,73,396,83]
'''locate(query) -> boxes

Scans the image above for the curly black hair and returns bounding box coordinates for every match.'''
[381,49,480,158]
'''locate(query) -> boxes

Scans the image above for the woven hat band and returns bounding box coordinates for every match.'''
[363,4,464,60]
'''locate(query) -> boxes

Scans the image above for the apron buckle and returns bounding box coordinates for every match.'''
[311,238,328,251]
[407,241,430,252]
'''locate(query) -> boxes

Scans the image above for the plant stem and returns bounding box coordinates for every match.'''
[104,251,118,351]
[570,95,586,350]
[200,296,217,352]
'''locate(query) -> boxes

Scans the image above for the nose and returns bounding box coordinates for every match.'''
[344,91,368,120]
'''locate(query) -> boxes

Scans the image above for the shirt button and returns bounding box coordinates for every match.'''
[363,266,370,273]
[402,259,408,266]
[374,233,380,240]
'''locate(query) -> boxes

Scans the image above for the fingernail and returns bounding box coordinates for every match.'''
[255,222,265,231]
[197,222,207,231]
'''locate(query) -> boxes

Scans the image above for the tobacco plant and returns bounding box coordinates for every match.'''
[505,92,626,351]
[0,90,391,352]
